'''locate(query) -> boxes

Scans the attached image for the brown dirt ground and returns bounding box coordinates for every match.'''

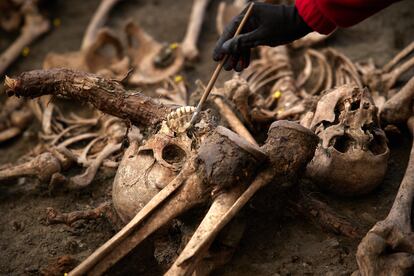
[1,0,414,275]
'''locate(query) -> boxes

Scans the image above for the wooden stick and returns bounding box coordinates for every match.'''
[188,2,254,127]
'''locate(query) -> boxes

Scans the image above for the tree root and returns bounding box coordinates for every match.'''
[4,69,172,129]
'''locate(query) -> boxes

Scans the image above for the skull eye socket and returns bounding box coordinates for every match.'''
[333,134,352,153]
[162,144,186,165]
[368,133,388,155]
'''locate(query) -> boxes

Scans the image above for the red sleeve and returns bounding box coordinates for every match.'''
[295,0,401,34]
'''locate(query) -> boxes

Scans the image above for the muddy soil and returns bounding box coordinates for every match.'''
[1,0,414,275]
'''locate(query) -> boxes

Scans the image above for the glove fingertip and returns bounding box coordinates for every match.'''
[212,52,223,61]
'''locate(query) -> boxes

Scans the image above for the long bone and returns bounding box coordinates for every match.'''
[381,76,414,125]
[0,147,75,184]
[381,41,414,89]
[0,0,50,76]
[216,0,246,35]
[194,77,258,146]
[181,0,211,61]
[81,0,121,51]
[356,41,414,104]
[354,115,414,276]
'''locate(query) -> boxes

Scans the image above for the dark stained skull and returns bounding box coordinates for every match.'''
[305,85,389,196]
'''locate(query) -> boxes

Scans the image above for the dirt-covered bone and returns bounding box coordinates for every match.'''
[68,121,317,275]
[354,116,414,276]
[0,146,75,185]
[69,124,266,275]
[4,69,172,129]
[0,97,32,144]
[166,121,318,275]
[305,84,389,196]
[0,0,50,76]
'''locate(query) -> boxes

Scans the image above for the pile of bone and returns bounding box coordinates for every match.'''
[1,0,414,275]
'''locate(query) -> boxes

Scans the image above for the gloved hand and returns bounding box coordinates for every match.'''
[213,3,312,72]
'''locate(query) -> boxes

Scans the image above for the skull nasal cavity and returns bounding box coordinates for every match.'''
[350,100,360,110]
[162,144,186,165]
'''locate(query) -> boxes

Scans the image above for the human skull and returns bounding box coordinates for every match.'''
[306,85,389,196]
[112,112,193,223]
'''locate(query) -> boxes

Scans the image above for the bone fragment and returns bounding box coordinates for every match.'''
[46,202,112,226]
[81,0,121,51]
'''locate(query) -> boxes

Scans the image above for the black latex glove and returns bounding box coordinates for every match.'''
[213,3,312,72]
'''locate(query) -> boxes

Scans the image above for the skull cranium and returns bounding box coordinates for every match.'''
[112,120,193,223]
[306,85,389,196]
